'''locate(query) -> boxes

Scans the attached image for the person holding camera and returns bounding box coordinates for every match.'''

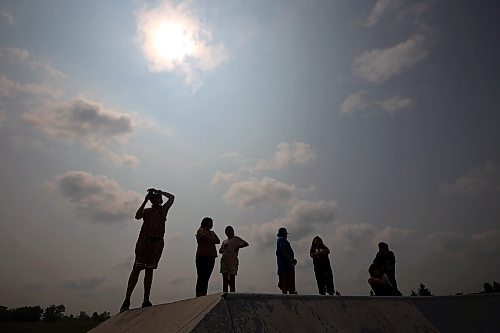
[120,188,175,312]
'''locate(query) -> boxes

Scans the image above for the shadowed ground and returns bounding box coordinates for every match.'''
[90,293,500,333]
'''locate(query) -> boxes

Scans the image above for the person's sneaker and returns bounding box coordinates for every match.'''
[120,299,130,313]
[142,300,152,308]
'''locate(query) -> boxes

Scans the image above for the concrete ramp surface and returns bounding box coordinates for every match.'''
[89,293,500,333]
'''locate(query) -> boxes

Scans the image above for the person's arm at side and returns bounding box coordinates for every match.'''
[135,194,150,220]
[280,242,296,265]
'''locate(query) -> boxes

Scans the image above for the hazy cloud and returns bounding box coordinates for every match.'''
[340,90,369,115]
[212,171,239,184]
[0,46,65,78]
[46,170,142,223]
[252,142,316,173]
[60,276,106,291]
[136,0,228,89]
[23,98,139,167]
[378,95,412,115]
[0,10,15,25]
[364,0,398,27]
[439,162,500,195]
[0,74,59,99]
[224,177,296,208]
[245,199,339,248]
[353,34,428,84]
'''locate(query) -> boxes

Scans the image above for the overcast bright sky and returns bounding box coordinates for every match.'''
[1,0,499,314]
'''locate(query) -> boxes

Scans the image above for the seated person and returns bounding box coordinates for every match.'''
[368,264,398,296]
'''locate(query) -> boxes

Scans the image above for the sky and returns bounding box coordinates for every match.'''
[1,0,499,314]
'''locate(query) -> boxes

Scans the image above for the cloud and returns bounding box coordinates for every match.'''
[340,91,411,116]
[245,199,339,248]
[224,177,296,208]
[340,90,369,115]
[0,111,5,126]
[23,98,139,167]
[364,0,398,27]
[0,74,60,99]
[46,170,142,223]
[136,0,228,89]
[353,34,428,84]
[60,276,106,291]
[0,46,65,78]
[439,162,500,195]
[0,10,15,25]
[212,171,239,184]
[378,95,412,115]
[252,142,316,173]
[167,231,183,243]
[0,74,16,97]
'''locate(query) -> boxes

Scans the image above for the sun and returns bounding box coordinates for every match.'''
[150,22,194,62]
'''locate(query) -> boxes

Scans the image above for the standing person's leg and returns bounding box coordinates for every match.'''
[278,274,287,294]
[195,256,206,297]
[314,270,325,295]
[325,270,335,295]
[222,273,229,293]
[204,257,215,295]
[121,267,141,311]
[229,275,236,292]
[287,270,297,294]
[143,268,153,306]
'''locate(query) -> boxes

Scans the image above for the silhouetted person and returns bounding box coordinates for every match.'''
[219,226,249,292]
[120,188,175,312]
[276,227,297,294]
[310,236,335,295]
[195,217,220,297]
[373,242,401,295]
[368,263,398,296]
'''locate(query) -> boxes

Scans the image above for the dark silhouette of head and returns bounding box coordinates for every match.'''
[225,226,234,238]
[369,263,383,278]
[312,236,323,246]
[378,242,389,252]
[149,193,163,206]
[201,217,213,230]
[277,227,288,238]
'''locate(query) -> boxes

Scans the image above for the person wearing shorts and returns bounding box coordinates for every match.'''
[120,188,175,312]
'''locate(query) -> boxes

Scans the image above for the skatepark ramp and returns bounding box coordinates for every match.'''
[89,293,500,333]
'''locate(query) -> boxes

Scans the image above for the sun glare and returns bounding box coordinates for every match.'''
[151,22,194,62]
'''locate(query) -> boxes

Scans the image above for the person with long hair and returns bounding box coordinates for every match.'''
[309,236,335,295]
[219,226,249,292]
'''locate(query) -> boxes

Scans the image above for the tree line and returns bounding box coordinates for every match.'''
[0,304,110,323]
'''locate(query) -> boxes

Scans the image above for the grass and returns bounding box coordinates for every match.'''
[0,320,100,333]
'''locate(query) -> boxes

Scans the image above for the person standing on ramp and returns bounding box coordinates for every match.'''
[195,217,220,297]
[219,226,249,292]
[120,188,175,312]
[276,227,298,294]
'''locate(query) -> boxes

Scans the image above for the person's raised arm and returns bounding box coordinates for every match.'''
[159,190,175,211]
[135,193,150,220]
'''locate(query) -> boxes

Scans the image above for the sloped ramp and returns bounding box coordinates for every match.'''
[89,293,500,333]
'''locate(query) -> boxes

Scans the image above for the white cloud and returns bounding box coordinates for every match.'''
[46,170,142,223]
[0,74,60,99]
[23,98,140,167]
[353,34,428,84]
[364,0,398,27]
[439,162,500,195]
[0,10,15,25]
[224,177,296,208]
[378,95,412,115]
[340,90,369,115]
[136,0,228,89]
